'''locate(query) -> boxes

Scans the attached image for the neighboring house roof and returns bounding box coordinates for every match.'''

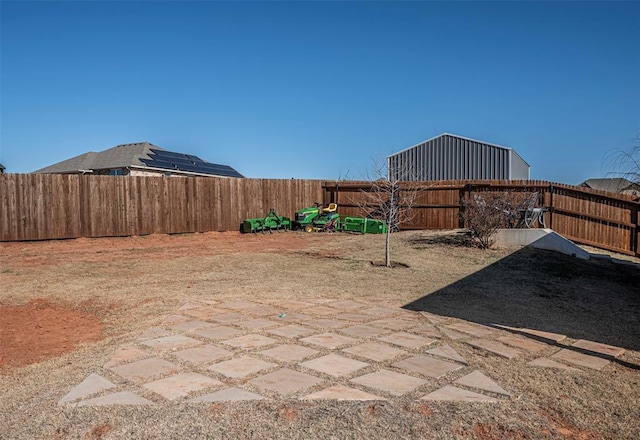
[580,178,640,193]
[33,142,243,178]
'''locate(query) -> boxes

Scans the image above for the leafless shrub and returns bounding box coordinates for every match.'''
[461,191,532,249]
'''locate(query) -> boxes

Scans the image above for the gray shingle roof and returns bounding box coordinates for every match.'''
[33,142,162,173]
[580,178,639,193]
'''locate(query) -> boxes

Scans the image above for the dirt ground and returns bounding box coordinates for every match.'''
[1,230,639,439]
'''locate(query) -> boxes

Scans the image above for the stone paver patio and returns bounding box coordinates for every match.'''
[58,298,625,407]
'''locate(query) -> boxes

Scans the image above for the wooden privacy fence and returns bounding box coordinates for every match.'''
[323,180,640,257]
[1,174,638,256]
[0,174,324,241]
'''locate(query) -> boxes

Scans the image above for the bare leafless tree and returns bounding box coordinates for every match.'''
[606,135,640,188]
[357,158,419,267]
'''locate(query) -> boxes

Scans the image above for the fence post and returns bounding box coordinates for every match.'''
[548,184,554,230]
[631,202,638,256]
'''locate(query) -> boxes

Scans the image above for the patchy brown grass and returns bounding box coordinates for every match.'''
[0,230,638,439]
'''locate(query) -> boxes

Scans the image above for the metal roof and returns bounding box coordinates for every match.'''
[388,132,531,167]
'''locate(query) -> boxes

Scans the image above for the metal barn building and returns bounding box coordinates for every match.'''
[388,133,530,181]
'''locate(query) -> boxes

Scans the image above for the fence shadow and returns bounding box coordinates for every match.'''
[403,246,640,351]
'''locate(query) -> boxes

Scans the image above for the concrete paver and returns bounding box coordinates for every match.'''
[190,387,268,402]
[454,371,510,396]
[303,318,350,329]
[517,328,566,343]
[272,300,313,310]
[551,349,610,370]
[75,391,155,407]
[143,373,223,400]
[378,332,436,349]
[140,335,202,351]
[59,373,116,404]
[571,340,625,358]
[162,314,189,324]
[351,369,427,396]
[301,333,358,349]
[222,334,278,350]
[339,325,388,338]
[169,320,216,332]
[208,356,276,378]
[178,303,202,311]
[260,344,319,362]
[208,312,248,324]
[103,345,149,368]
[393,355,462,378]
[419,312,449,326]
[370,318,418,331]
[183,306,226,318]
[272,312,310,322]
[329,300,367,310]
[137,327,173,340]
[302,385,386,401]
[242,305,280,317]
[421,385,498,403]
[497,335,548,352]
[342,342,406,362]
[236,318,280,330]
[338,313,371,322]
[109,357,181,383]
[172,344,233,364]
[466,339,522,359]
[267,324,315,338]
[250,368,323,396]
[218,301,257,310]
[439,328,468,340]
[305,305,341,316]
[446,322,495,337]
[528,357,583,372]
[193,325,243,341]
[301,354,369,377]
[362,306,399,317]
[425,345,468,365]
[411,324,441,339]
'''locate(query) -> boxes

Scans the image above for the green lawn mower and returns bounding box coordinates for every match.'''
[302,203,341,233]
[240,208,291,233]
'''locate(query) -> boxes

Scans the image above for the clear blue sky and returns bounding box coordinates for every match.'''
[1,1,638,184]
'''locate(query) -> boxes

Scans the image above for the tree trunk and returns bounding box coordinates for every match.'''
[385,226,391,267]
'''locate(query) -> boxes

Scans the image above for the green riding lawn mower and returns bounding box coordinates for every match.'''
[241,203,387,234]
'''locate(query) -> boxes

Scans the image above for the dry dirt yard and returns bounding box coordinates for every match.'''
[1,230,639,439]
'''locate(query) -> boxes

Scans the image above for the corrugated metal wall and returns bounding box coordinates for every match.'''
[388,134,529,181]
[509,152,530,179]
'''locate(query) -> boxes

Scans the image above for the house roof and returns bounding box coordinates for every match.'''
[580,178,639,193]
[388,132,531,167]
[33,142,244,178]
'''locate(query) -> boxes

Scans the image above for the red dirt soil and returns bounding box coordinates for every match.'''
[0,232,321,373]
[0,231,319,268]
[0,300,104,373]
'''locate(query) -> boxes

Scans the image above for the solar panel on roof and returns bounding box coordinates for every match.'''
[144,148,242,177]
[151,149,204,161]
[141,158,178,169]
